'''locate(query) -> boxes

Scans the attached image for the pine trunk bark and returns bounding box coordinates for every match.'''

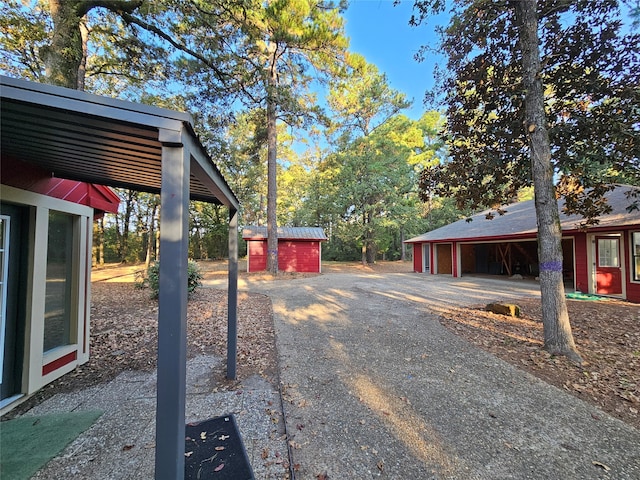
[144,202,156,267]
[266,63,279,275]
[516,0,581,363]
[42,0,83,89]
[120,189,136,263]
[361,212,368,266]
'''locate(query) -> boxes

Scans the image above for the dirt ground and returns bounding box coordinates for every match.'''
[7,260,639,431]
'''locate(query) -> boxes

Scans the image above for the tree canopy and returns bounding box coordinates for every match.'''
[414,0,640,222]
[411,0,640,361]
[0,0,485,265]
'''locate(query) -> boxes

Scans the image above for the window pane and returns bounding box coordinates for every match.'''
[0,217,7,307]
[598,238,619,268]
[43,211,74,352]
[634,233,640,281]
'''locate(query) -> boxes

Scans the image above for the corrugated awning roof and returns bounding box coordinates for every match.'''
[0,75,238,208]
[406,185,639,244]
[242,226,328,241]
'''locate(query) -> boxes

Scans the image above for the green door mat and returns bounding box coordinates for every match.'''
[566,292,607,301]
[0,410,102,480]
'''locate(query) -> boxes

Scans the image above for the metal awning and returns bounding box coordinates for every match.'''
[1,75,238,208]
[1,75,239,480]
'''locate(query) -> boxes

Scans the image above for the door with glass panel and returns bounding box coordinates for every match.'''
[595,235,623,295]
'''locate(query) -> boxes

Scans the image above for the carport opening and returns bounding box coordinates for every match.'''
[459,239,575,288]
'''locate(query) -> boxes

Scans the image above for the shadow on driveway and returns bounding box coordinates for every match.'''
[250,272,640,480]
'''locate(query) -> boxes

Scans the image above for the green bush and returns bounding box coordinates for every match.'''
[138,260,202,299]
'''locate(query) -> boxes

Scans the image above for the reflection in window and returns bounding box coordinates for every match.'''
[633,232,640,282]
[44,211,74,352]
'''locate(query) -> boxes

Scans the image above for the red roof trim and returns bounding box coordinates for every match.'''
[2,156,120,213]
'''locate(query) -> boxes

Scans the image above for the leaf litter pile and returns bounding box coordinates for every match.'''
[437,297,640,429]
[7,274,278,417]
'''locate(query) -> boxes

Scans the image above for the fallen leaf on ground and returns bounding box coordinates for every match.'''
[592,461,611,471]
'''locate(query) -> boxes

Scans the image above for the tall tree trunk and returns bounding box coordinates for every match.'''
[114,213,122,259]
[516,0,581,363]
[266,59,279,275]
[145,201,158,268]
[92,220,99,266]
[77,15,88,91]
[43,0,143,89]
[120,189,137,263]
[42,0,84,89]
[97,217,105,266]
[361,212,367,266]
[365,231,375,264]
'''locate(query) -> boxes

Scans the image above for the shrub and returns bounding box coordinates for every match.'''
[139,260,202,299]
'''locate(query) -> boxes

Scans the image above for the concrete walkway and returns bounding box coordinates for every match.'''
[11,271,640,479]
[22,355,289,479]
[249,272,640,480]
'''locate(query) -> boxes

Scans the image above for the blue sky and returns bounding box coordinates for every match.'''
[343,0,447,119]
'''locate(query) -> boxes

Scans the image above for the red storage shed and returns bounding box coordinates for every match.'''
[243,226,327,273]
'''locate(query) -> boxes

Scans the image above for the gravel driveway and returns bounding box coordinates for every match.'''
[249,272,640,480]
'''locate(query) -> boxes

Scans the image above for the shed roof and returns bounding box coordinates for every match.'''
[406,185,639,244]
[243,226,328,241]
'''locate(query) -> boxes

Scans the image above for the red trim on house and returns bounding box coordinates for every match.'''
[574,232,589,294]
[42,350,77,376]
[2,157,119,214]
[626,231,640,303]
[413,244,422,272]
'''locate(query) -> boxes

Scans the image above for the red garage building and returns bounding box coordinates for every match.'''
[405,185,640,303]
[243,226,327,273]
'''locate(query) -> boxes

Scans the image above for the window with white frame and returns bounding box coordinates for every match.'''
[598,238,620,268]
[633,232,640,282]
[43,210,75,352]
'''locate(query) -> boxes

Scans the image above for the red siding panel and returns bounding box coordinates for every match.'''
[247,240,267,272]
[624,233,640,303]
[247,239,321,273]
[573,233,589,294]
[413,243,423,272]
[627,281,640,303]
[279,241,321,273]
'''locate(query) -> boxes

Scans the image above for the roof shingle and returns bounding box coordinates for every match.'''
[406,185,639,244]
